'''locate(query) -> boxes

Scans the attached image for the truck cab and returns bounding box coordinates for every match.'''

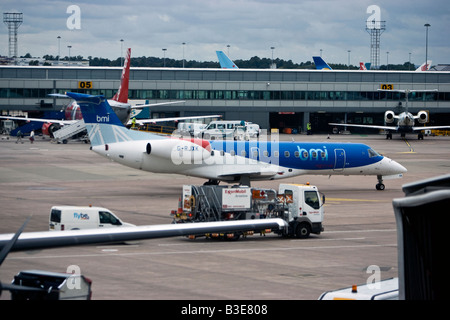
[278,184,325,238]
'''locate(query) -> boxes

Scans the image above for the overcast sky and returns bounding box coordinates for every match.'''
[1,0,449,67]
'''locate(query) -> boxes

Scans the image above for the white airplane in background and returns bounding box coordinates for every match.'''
[329,89,450,140]
[65,91,406,190]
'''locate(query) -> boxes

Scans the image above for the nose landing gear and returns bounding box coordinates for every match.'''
[376,175,385,190]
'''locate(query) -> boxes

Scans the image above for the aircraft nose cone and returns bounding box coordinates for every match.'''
[382,157,407,175]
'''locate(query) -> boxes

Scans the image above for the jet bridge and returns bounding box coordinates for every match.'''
[393,174,450,300]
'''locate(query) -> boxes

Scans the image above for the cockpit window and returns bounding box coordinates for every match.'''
[368,148,380,158]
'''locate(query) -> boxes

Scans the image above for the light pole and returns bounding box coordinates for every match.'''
[57,36,61,62]
[162,48,167,67]
[182,42,186,68]
[120,39,124,66]
[386,51,389,70]
[409,52,411,71]
[424,23,430,69]
[271,46,275,68]
[67,45,72,66]
[347,50,351,69]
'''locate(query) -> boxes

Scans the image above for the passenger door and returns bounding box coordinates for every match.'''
[334,149,346,171]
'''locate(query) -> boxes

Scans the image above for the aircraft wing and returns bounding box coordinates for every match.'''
[412,125,450,131]
[129,115,222,125]
[48,93,70,98]
[217,168,282,180]
[0,219,287,252]
[0,115,76,126]
[329,123,397,131]
[131,101,186,109]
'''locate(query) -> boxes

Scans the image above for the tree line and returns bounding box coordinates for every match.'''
[22,53,417,70]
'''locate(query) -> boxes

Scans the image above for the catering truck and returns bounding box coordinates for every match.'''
[171,183,324,239]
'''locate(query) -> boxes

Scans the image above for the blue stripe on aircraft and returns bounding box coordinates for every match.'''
[209,140,382,170]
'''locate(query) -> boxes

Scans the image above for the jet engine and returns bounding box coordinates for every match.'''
[416,110,428,124]
[384,111,396,124]
[41,123,61,138]
[145,138,211,164]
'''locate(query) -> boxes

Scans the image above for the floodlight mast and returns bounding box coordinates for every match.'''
[3,12,23,65]
[366,20,386,70]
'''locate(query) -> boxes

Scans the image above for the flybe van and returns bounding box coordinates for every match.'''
[49,206,135,231]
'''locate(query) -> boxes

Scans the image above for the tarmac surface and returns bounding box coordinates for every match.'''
[1,132,449,300]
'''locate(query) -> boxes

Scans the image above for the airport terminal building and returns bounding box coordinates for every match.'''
[1,66,450,133]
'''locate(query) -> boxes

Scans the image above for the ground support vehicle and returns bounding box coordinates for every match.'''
[49,206,135,231]
[10,270,92,300]
[171,183,324,240]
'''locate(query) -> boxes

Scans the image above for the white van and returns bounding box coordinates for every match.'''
[49,206,135,231]
[200,120,260,140]
[176,122,207,137]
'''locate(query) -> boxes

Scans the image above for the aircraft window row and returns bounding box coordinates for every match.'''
[1,88,449,102]
[213,149,326,159]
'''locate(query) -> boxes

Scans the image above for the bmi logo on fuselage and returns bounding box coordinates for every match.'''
[297,146,329,161]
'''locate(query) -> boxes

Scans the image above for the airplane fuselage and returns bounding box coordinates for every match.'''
[91,138,406,184]
[68,91,406,190]
[396,112,415,130]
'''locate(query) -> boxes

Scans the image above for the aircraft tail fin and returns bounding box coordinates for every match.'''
[112,48,131,103]
[415,60,432,71]
[359,62,367,70]
[66,92,150,146]
[312,56,332,70]
[216,51,239,69]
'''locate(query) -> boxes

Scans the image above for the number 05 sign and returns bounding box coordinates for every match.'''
[78,81,93,89]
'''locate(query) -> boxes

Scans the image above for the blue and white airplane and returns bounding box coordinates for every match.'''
[216,51,239,69]
[313,56,333,70]
[66,92,406,190]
